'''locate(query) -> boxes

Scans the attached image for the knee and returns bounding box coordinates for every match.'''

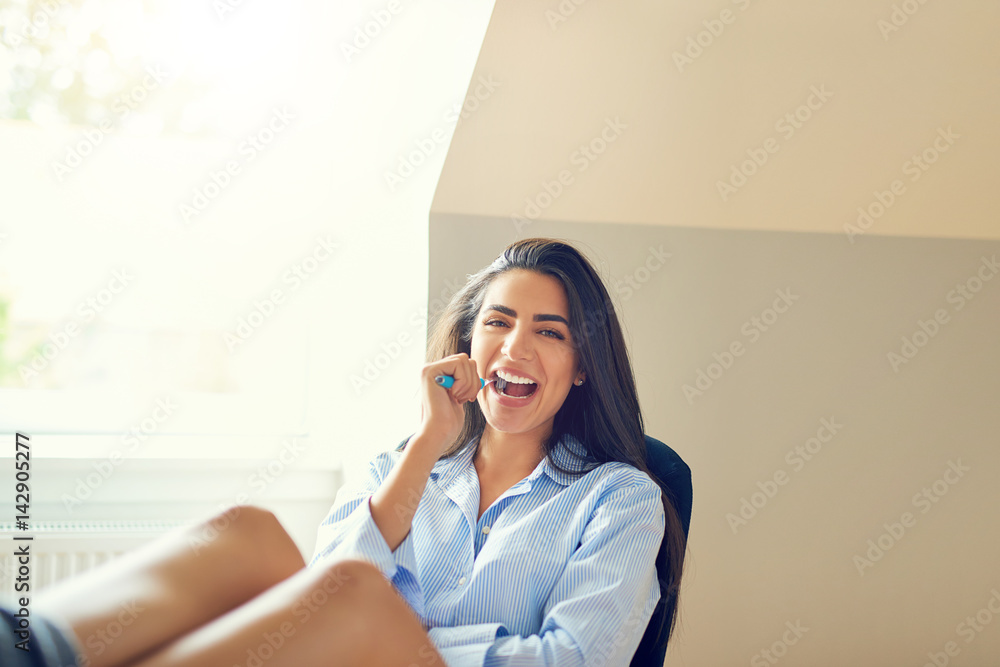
[187,504,273,547]
[188,505,303,572]
[303,559,390,612]
[320,558,387,596]
[289,560,392,661]
[227,504,286,545]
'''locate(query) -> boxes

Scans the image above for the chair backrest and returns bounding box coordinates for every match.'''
[629,434,693,667]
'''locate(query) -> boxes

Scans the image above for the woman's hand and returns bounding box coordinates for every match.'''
[415,352,482,455]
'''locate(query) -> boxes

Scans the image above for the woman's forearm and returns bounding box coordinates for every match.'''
[369,431,443,552]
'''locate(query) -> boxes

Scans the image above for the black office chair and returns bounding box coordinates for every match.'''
[629,434,693,667]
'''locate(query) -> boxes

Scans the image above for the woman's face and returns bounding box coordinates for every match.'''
[471,269,584,442]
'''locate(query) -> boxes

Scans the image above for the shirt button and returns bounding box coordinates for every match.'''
[481,525,491,534]
[458,576,467,585]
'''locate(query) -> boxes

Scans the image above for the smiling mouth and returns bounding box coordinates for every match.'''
[493,374,538,398]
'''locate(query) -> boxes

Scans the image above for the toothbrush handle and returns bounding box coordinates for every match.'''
[434,375,486,389]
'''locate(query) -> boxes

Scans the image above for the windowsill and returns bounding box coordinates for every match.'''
[0,388,307,437]
[0,433,326,461]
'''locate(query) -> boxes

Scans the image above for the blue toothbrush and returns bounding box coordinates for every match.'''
[434,374,494,390]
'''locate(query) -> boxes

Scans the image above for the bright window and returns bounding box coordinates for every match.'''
[0,0,317,454]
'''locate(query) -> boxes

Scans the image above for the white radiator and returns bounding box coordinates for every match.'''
[0,520,185,601]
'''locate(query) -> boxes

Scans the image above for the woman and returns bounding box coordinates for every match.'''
[311,236,688,664]
[5,237,687,666]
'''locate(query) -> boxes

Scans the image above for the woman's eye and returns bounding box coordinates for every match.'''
[484,319,565,340]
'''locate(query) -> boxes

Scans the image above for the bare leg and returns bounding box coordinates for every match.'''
[129,558,445,667]
[35,505,305,667]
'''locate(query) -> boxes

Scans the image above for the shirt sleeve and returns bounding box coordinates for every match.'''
[308,452,424,619]
[428,624,510,666]
[482,478,666,667]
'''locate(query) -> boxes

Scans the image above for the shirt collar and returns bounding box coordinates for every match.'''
[429,431,591,490]
[544,432,592,485]
[428,437,477,489]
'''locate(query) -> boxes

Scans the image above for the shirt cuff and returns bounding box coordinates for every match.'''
[429,624,508,667]
[311,495,424,618]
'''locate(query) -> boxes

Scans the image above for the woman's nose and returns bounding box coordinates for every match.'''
[501,323,533,359]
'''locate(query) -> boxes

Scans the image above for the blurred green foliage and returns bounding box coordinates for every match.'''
[1,0,209,134]
[0,295,42,386]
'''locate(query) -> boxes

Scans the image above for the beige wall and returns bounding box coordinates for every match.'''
[433,0,999,242]
[430,1,1000,665]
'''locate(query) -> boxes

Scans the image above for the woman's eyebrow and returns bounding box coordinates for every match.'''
[483,304,569,326]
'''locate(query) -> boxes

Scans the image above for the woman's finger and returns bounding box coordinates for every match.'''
[457,357,479,402]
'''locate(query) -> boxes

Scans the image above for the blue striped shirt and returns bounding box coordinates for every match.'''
[309,432,665,666]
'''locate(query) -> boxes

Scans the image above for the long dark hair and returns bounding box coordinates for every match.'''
[406,237,686,648]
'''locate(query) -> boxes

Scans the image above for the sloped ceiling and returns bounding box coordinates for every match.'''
[433,0,1000,240]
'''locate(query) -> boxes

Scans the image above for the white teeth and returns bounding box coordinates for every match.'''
[496,369,535,384]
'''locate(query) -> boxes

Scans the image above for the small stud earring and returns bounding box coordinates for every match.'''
[575,379,584,386]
